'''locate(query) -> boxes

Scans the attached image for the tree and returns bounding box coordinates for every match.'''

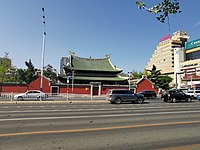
[43,64,57,82]
[136,0,181,23]
[16,59,38,85]
[0,56,12,92]
[147,65,161,86]
[147,64,172,89]
[132,70,143,79]
[157,75,172,90]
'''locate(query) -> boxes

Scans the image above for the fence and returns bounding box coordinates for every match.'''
[0,92,106,101]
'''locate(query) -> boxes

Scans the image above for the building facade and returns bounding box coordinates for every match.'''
[145,30,189,86]
[180,38,200,89]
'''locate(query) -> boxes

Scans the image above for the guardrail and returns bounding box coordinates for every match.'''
[0,92,106,101]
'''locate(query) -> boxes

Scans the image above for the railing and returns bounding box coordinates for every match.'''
[0,92,106,101]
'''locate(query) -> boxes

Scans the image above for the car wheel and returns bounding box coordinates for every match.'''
[114,98,121,104]
[167,98,173,103]
[137,98,143,104]
[172,98,177,103]
[187,97,192,102]
[37,96,43,100]
[17,96,23,101]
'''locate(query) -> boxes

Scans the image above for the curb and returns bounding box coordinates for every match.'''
[0,100,109,104]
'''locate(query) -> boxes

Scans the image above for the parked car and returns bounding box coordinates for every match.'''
[106,89,144,104]
[161,89,192,103]
[185,90,200,99]
[14,90,48,100]
[138,90,157,99]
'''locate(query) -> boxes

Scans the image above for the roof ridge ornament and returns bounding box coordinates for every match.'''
[106,54,111,59]
[69,51,75,57]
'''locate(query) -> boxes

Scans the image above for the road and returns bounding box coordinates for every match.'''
[0,99,200,150]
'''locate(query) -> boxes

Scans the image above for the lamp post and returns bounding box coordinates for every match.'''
[128,72,132,90]
[40,7,46,96]
[72,70,74,94]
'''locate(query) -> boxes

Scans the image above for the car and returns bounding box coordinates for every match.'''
[138,90,157,99]
[161,89,192,103]
[185,90,200,99]
[106,89,144,104]
[14,90,48,100]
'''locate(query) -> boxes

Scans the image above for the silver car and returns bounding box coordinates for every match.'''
[14,90,48,100]
[106,89,144,104]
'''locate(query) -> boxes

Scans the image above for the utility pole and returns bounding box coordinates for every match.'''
[40,7,47,100]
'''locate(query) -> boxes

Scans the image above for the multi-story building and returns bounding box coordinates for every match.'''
[180,38,200,89]
[145,30,189,85]
[60,57,70,75]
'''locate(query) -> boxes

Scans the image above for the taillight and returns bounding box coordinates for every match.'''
[109,94,113,98]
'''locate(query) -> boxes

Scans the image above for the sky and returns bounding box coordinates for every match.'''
[1,0,200,74]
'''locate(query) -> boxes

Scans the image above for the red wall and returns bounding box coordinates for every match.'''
[28,76,50,93]
[1,76,51,93]
[2,84,27,93]
[136,79,158,94]
[59,85,91,94]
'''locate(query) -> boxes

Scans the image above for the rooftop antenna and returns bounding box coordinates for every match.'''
[40,6,47,94]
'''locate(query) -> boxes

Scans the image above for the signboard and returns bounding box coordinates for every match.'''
[159,34,170,42]
[185,38,200,50]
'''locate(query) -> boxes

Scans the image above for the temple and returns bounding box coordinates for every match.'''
[59,52,127,85]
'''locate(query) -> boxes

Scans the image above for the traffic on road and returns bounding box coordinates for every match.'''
[0,98,200,150]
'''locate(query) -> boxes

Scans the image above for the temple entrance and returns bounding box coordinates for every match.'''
[93,87,99,95]
[51,86,59,94]
[90,82,101,95]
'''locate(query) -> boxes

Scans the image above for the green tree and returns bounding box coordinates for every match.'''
[136,0,181,23]
[147,64,172,89]
[147,65,161,86]
[132,70,143,79]
[0,56,12,92]
[16,59,38,85]
[158,75,172,90]
[43,64,57,82]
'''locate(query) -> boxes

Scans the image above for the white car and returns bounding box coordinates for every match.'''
[14,90,48,100]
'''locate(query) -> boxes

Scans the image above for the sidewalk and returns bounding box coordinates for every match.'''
[0,99,109,104]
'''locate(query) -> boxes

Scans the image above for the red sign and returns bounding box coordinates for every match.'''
[159,34,170,42]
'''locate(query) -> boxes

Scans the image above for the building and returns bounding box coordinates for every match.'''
[58,52,128,95]
[145,30,189,85]
[60,57,70,75]
[179,38,200,89]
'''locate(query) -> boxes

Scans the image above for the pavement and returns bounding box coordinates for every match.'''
[0,99,109,104]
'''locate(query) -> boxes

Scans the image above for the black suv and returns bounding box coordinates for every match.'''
[106,89,144,104]
[139,90,157,99]
[161,89,192,103]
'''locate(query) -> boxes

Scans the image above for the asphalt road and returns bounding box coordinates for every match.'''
[0,99,200,150]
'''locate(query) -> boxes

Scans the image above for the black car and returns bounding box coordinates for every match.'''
[161,89,192,103]
[139,90,157,99]
[106,89,144,104]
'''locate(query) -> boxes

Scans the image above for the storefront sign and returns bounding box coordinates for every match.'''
[185,38,200,50]
[159,34,170,42]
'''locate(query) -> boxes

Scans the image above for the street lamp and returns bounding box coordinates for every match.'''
[72,70,74,94]
[128,72,132,90]
[40,7,47,94]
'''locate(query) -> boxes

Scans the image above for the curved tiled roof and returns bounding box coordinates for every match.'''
[68,56,122,72]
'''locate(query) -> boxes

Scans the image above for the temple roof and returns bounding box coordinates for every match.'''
[66,55,123,73]
[74,76,126,81]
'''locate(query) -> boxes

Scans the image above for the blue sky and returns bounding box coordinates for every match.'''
[1,0,200,73]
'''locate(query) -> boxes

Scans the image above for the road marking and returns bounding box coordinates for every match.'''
[0,120,200,137]
[0,105,199,114]
[158,144,200,150]
[0,110,200,122]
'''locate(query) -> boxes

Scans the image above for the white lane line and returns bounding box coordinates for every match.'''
[0,106,199,113]
[0,106,199,114]
[0,110,200,122]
